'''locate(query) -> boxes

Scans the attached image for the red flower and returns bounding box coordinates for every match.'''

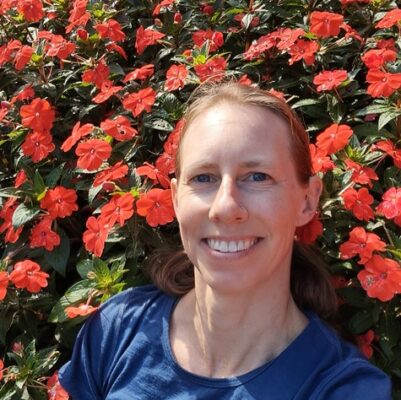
[29,217,61,251]
[313,70,348,92]
[92,80,123,104]
[275,28,305,51]
[17,0,44,22]
[192,29,224,52]
[0,271,9,301]
[377,38,396,51]
[61,121,94,152]
[243,33,275,60]
[309,144,335,173]
[93,161,128,187]
[361,49,397,69]
[156,152,175,176]
[47,372,69,400]
[95,19,126,41]
[342,187,374,221]
[14,45,33,70]
[356,330,375,359]
[194,57,227,82]
[21,131,55,163]
[366,69,401,98]
[40,186,78,219]
[100,116,137,141]
[136,162,170,188]
[136,188,175,227]
[310,11,344,38]
[0,358,4,380]
[65,303,98,318]
[66,0,90,33]
[0,198,23,243]
[123,64,154,82]
[295,213,323,244]
[11,84,34,104]
[238,74,252,86]
[358,255,401,302]
[375,8,401,29]
[374,139,401,168]
[46,35,76,60]
[344,159,379,188]
[105,43,127,60]
[9,260,49,293]
[376,187,401,219]
[153,0,175,16]
[82,216,109,257]
[339,227,386,264]
[75,139,112,171]
[288,39,319,66]
[14,170,27,188]
[135,25,165,55]
[165,64,188,91]
[99,193,135,227]
[340,22,363,43]
[316,124,353,155]
[20,98,55,133]
[122,87,156,117]
[82,61,110,89]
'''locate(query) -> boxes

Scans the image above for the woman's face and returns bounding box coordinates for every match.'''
[171,103,321,294]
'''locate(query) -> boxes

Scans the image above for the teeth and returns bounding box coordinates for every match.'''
[206,239,257,253]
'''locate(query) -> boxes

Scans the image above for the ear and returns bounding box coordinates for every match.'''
[170,177,179,214]
[296,175,322,227]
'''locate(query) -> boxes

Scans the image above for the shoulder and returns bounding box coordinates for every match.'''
[306,313,392,400]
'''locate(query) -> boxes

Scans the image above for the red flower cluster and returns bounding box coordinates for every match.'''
[194,57,227,82]
[82,61,110,89]
[295,213,323,244]
[65,303,98,318]
[93,161,128,187]
[95,19,126,42]
[100,116,137,141]
[165,64,188,91]
[40,186,78,219]
[313,70,348,92]
[136,188,175,227]
[21,130,55,163]
[0,197,23,243]
[47,372,69,400]
[315,124,353,155]
[342,187,374,221]
[358,255,401,302]
[100,193,135,227]
[374,139,401,168]
[20,97,55,133]
[75,139,112,170]
[82,216,109,257]
[123,64,154,82]
[376,187,401,226]
[309,144,335,174]
[344,159,378,188]
[0,271,9,300]
[29,217,61,251]
[122,87,156,117]
[9,260,49,293]
[61,121,94,152]
[356,330,375,359]
[136,162,170,188]
[192,29,224,52]
[366,69,401,98]
[340,227,386,264]
[310,11,344,38]
[135,26,165,55]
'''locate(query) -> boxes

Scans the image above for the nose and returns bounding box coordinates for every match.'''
[208,177,248,223]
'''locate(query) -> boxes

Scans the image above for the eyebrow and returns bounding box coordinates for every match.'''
[185,160,273,170]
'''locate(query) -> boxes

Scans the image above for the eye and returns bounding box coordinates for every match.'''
[191,174,214,183]
[246,172,269,182]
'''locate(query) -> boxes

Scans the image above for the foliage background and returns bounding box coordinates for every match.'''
[1,0,401,398]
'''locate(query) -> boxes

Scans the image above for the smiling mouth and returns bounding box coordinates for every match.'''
[204,238,261,253]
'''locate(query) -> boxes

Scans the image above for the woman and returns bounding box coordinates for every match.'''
[59,82,391,399]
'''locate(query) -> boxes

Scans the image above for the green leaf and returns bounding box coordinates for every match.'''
[33,171,46,195]
[44,228,70,276]
[348,309,378,334]
[76,259,94,279]
[49,280,96,323]
[337,287,369,308]
[291,98,322,109]
[45,163,65,188]
[378,111,399,130]
[354,104,391,116]
[12,204,40,229]
[0,307,15,345]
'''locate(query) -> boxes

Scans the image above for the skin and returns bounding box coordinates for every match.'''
[170,103,322,378]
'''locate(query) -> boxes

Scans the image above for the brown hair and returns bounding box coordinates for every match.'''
[147,81,338,322]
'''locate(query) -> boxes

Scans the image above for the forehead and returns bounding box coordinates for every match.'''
[179,103,292,167]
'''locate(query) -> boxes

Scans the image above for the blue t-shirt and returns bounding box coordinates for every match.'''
[59,285,392,399]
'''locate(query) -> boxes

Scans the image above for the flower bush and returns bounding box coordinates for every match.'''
[0,0,401,397]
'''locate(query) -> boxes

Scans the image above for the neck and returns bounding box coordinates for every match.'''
[171,276,308,378]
